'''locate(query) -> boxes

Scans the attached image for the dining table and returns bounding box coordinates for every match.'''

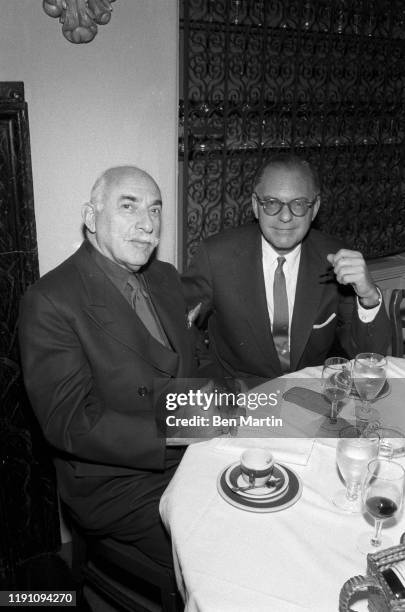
[160,357,405,612]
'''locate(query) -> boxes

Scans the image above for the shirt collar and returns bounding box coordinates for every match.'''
[261,236,301,268]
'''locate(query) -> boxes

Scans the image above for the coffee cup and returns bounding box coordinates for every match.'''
[240,447,274,487]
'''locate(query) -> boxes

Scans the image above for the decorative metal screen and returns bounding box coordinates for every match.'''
[180,0,405,267]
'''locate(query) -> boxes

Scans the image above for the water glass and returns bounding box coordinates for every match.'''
[332,426,379,513]
[376,426,405,460]
[353,353,387,422]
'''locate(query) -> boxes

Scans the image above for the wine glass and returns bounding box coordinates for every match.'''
[357,458,405,554]
[333,426,379,512]
[321,357,352,432]
[353,353,387,422]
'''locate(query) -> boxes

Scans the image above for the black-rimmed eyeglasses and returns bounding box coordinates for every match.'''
[253,192,319,217]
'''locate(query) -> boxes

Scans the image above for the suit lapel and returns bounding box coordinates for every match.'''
[76,245,179,376]
[232,227,282,375]
[290,236,325,370]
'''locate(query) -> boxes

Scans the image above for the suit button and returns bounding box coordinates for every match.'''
[138,386,148,397]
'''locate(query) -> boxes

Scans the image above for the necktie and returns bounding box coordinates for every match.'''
[273,256,290,372]
[127,275,169,346]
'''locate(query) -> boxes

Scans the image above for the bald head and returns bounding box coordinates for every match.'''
[82,165,162,272]
[90,166,160,211]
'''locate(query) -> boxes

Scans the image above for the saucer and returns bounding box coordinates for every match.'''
[224,463,289,500]
[217,462,302,513]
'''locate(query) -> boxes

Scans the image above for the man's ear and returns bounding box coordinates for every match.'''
[251,194,259,220]
[311,195,321,222]
[82,202,96,233]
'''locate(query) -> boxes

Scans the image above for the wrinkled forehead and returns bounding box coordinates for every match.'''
[258,164,317,199]
[107,170,161,199]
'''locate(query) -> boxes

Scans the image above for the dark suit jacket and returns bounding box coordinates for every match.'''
[182,224,390,382]
[19,241,198,530]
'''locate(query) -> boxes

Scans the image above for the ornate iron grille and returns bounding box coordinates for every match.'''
[180,0,405,267]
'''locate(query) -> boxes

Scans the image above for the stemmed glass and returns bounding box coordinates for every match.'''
[353,353,387,422]
[357,458,405,554]
[333,426,379,513]
[321,357,352,432]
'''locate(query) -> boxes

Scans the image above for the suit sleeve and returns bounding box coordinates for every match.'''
[336,287,391,358]
[18,287,167,471]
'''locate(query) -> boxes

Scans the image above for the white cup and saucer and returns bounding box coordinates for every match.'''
[218,446,302,512]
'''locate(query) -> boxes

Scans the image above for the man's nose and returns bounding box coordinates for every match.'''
[278,202,293,222]
[135,208,153,233]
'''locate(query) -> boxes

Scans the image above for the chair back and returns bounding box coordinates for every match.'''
[389,289,405,357]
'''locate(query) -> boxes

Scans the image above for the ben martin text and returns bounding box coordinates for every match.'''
[166,414,283,428]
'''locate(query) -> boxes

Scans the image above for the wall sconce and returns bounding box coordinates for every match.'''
[42,0,116,44]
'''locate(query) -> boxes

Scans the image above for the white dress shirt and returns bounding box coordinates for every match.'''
[261,236,381,350]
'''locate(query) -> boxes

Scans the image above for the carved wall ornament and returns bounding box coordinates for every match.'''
[42,0,116,44]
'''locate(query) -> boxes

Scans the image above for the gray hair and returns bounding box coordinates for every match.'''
[253,154,320,194]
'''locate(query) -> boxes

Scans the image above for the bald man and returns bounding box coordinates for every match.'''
[19,166,201,569]
[183,154,390,383]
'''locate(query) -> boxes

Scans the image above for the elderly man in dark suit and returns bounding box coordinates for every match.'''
[182,155,390,383]
[19,166,213,569]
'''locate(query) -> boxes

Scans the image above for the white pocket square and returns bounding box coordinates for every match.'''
[312,313,336,329]
[186,302,202,329]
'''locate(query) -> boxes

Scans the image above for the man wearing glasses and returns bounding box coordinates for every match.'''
[182,154,390,383]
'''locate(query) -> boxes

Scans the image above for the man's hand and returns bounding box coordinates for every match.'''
[327,249,380,307]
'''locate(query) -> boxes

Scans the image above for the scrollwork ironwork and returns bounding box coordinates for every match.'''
[181,0,405,266]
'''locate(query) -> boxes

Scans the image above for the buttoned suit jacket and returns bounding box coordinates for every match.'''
[182,224,390,382]
[19,241,198,529]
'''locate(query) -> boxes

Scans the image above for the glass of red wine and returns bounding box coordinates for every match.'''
[357,458,405,554]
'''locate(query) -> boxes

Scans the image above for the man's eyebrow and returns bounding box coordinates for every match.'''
[118,195,162,206]
[256,194,280,201]
[260,195,311,201]
[119,195,139,202]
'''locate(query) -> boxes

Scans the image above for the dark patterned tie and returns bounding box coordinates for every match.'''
[127,275,169,346]
[273,256,290,372]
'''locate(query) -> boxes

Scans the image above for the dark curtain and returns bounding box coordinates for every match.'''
[0,82,60,586]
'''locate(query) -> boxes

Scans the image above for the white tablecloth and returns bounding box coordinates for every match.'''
[160,358,405,612]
